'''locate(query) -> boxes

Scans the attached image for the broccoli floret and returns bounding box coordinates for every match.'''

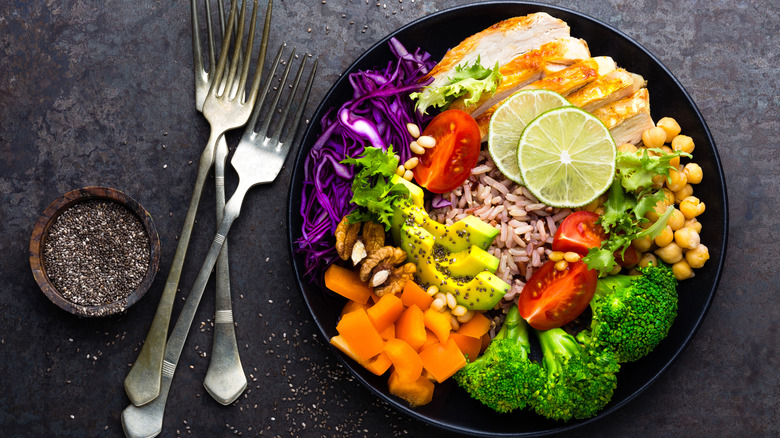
[533,327,620,421]
[453,305,544,413]
[579,264,678,363]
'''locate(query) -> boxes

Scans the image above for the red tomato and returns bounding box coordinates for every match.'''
[553,211,639,267]
[412,109,481,193]
[552,211,606,255]
[518,260,597,330]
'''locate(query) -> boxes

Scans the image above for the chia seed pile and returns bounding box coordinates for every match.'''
[43,200,150,306]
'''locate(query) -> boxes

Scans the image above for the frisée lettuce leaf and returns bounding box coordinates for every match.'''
[410,57,502,115]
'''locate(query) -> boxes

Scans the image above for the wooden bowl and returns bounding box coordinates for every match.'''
[29,187,161,317]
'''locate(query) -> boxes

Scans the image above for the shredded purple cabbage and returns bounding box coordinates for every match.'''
[296,38,436,281]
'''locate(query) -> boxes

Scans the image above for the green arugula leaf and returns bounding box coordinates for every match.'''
[341,146,409,230]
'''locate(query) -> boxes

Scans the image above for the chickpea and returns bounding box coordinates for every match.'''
[671,134,695,154]
[683,162,703,184]
[618,143,638,153]
[646,195,673,222]
[642,126,667,148]
[638,253,659,268]
[655,242,683,264]
[609,264,623,275]
[674,227,701,249]
[685,244,710,268]
[684,217,703,233]
[662,188,676,206]
[674,184,694,204]
[654,225,674,247]
[632,235,654,252]
[657,117,682,140]
[666,166,688,192]
[680,196,706,219]
[667,208,686,231]
[672,260,694,280]
[651,174,666,189]
[661,146,681,168]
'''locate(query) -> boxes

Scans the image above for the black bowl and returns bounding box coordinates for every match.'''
[287,2,728,436]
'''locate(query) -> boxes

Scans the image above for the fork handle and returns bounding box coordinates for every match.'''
[121,206,238,438]
[124,140,216,407]
[204,134,247,405]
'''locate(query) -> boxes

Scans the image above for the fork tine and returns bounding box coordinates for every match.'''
[204,0,216,74]
[210,0,237,97]
[269,55,308,144]
[256,48,296,138]
[279,58,318,150]
[245,0,274,107]
[244,44,285,135]
[223,0,248,100]
[190,0,204,77]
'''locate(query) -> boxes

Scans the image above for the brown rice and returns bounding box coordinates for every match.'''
[430,150,571,304]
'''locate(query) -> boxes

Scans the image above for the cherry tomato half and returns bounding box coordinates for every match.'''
[518,260,598,330]
[552,211,606,255]
[552,211,639,267]
[412,109,481,193]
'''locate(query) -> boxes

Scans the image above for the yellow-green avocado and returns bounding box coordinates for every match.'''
[390,176,509,311]
[399,225,509,311]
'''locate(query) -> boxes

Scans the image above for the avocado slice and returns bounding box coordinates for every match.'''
[399,225,509,311]
[391,202,499,252]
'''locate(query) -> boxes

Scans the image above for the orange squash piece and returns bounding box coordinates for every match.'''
[387,371,435,407]
[329,335,365,364]
[480,333,491,353]
[450,332,482,362]
[384,338,423,383]
[423,308,452,344]
[379,324,395,341]
[335,307,385,362]
[367,293,404,332]
[418,338,467,383]
[324,264,372,304]
[363,351,393,376]
[456,311,491,339]
[400,281,433,310]
[421,329,439,351]
[395,305,427,351]
[340,299,368,318]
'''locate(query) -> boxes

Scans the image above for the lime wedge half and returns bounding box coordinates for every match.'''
[488,90,570,184]
[517,106,616,208]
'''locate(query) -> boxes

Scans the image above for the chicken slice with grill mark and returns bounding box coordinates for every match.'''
[421,12,571,94]
[591,88,655,145]
[448,37,591,116]
[474,56,617,139]
[567,69,646,112]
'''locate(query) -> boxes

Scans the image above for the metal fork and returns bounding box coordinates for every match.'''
[121,46,317,438]
[123,0,270,408]
[204,0,272,406]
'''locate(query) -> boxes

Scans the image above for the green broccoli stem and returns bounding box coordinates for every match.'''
[536,328,581,377]
[593,274,634,300]
[494,306,531,351]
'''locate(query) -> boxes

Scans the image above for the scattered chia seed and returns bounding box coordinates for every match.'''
[43,200,150,306]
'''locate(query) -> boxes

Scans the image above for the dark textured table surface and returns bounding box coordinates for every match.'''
[1,1,777,436]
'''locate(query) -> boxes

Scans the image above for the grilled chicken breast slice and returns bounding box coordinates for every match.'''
[591,88,654,145]
[448,37,591,115]
[422,12,570,92]
[474,57,617,139]
[567,69,646,112]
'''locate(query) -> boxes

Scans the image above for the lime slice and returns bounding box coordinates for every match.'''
[488,90,570,184]
[517,106,616,208]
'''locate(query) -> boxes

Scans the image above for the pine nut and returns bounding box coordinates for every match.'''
[430,297,446,312]
[554,260,569,271]
[452,305,467,317]
[403,157,419,169]
[549,251,564,262]
[410,141,425,155]
[563,252,581,263]
[403,169,414,181]
[395,165,405,176]
[417,135,436,148]
[406,123,421,139]
[450,315,460,331]
[446,293,457,310]
[426,285,439,296]
[457,310,475,323]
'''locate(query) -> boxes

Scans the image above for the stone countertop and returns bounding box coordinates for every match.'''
[1,0,777,436]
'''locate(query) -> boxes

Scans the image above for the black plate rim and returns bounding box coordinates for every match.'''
[287,2,728,436]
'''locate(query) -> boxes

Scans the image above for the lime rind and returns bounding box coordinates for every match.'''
[487,90,570,185]
[517,107,616,208]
